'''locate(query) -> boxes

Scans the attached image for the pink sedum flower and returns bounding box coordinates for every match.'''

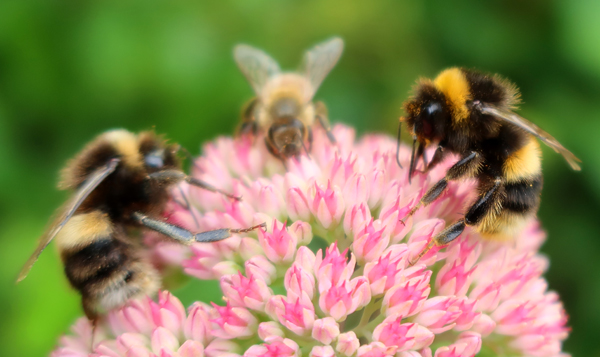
[53,125,570,357]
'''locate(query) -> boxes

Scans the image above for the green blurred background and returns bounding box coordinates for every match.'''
[1,0,598,355]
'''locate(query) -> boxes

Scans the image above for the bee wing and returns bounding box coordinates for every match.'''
[301,37,344,99]
[480,105,581,170]
[234,44,281,95]
[16,158,120,283]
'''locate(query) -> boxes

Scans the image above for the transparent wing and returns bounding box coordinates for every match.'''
[234,44,281,95]
[480,105,581,170]
[16,158,120,283]
[301,37,344,99]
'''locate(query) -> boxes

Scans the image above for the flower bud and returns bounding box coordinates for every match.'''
[336,332,360,356]
[311,317,340,345]
[311,181,345,228]
[309,345,336,357]
[258,219,297,263]
[257,321,285,342]
[210,303,258,339]
[289,220,313,245]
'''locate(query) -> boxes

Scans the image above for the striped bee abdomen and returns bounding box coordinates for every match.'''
[56,211,159,319]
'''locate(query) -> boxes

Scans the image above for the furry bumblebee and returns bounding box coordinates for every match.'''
[17,130,263,320]
[234,37,343,162]
[397,68,581,263]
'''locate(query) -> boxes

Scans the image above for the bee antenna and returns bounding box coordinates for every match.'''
[174,185,200,229]
[408,136,418,184]
[396,120,403,168]
[179,146,202,172]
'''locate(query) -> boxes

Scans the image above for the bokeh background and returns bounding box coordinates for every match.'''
[1,1,598,356]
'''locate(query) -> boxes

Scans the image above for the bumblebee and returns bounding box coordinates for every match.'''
[397,68,581,263]
[17,130,264,321]
[234,37,343,162]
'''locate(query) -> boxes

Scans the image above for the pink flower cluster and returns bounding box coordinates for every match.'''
[53,125,570,357]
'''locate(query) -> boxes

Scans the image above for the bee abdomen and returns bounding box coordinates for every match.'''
[56,211,160,318]
[63,237,130,290]
[502,175,543,214]
[477,174,543,238]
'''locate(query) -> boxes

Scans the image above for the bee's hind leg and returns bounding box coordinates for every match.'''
[401,150,482,224]
[408,178,503,266]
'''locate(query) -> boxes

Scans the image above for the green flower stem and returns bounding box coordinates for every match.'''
[353,297,383,340]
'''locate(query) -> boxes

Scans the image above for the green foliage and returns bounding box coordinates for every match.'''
[1,1,598,355]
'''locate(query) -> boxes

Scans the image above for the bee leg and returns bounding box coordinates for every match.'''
[401,151,481,225]
[132,212,265,244]
[239,121,259,137]
[90,317,99,351]
[408,178,502,266]
[408,220,466,266]
[193,222,267,243]
[81,298,99,350]
[148,170,241,201]
[238,97,259,136]
[315,101,337,144]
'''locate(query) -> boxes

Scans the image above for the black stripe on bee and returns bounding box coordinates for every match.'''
[502,175,543,214]
[63,238,130,290]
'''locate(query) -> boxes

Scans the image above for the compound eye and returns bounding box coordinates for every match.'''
[425,102,442,116]
[145,149,164,168]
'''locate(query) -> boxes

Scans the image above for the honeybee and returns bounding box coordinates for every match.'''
[17,130,264,321]
[397,68,581,264]
[234,37,344,161]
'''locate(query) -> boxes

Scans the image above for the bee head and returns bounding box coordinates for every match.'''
[138,132,180,173]
[404,85,449,144]
[267,117,307,159]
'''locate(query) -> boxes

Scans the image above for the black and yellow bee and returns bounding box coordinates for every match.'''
[397,68,581,263]
[17,130,263,321]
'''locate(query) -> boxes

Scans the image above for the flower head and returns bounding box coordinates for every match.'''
[53,125,569,357]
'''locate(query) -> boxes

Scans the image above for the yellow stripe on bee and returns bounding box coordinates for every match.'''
[55,211,113,252]
[433,68,471,123]
[103,130,143,170]
[477,210,531,241]
[503,137,541,183]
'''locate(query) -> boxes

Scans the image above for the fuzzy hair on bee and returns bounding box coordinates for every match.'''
[397,67,581,264]
[234,37,343,163]
[17,129,264,321]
